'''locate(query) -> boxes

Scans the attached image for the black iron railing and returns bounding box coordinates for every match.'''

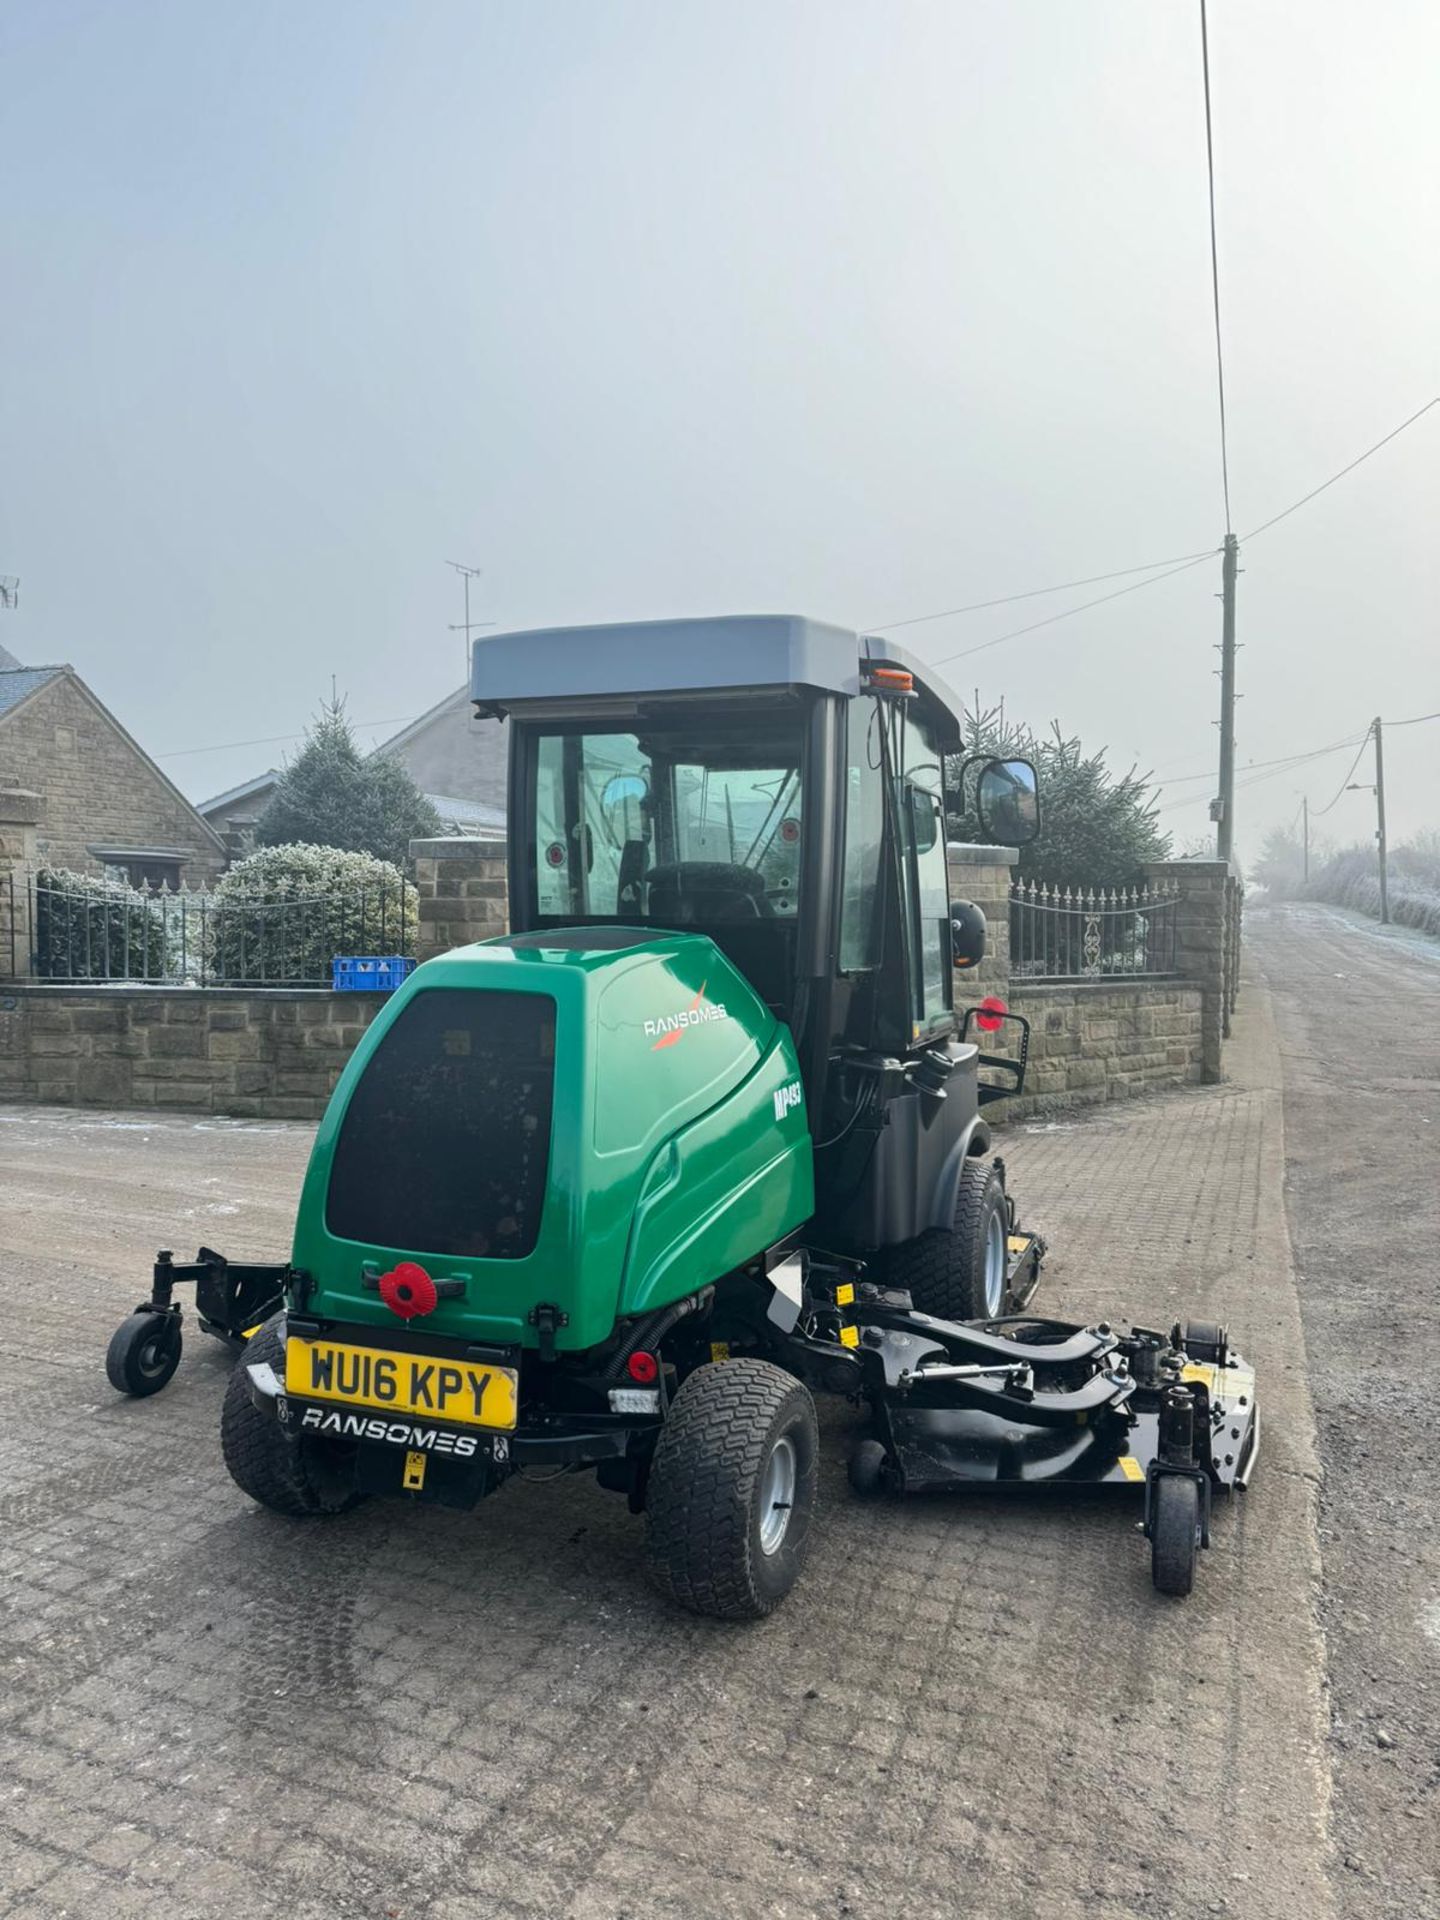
[1,870,16,980]
[24,871,416,987]
[1010,880,1179,981]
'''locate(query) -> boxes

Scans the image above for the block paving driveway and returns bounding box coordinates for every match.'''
[7,922,1421,1919]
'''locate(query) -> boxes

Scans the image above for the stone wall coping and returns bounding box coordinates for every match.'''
[0,984,393,1003]
[0,788,43,826]
[1009,977,1200,999]
[409,835,506,861]
[1144,856,1240,879]
[945,842,1019,867]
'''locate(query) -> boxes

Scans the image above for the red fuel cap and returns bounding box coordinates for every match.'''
[379,1261,438,1320]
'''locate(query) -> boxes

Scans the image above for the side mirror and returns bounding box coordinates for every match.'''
[600,772,649,812]
[906,782,941,854]
[976,758,1040,845]
[949,899,987,971]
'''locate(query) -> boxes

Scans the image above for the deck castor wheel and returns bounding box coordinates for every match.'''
[1181,1319,1228,1367]
[106,1310,183,1397]
[1150,1474,1201,1597]
[847,1439,899,1498]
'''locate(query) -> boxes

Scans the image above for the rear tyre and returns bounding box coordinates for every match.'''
[106,1311,182,1397]
[891,1159,1009,1322]
[221,1315,365,1517]
[1150,1475,1201,1597]
[644,1359,818,1620]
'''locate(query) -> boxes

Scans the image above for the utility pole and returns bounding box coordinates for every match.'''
[1301,794,1309,881]
[1374,715,1389,924]
[1346,717,1390,924]
[1214,532,1239,863]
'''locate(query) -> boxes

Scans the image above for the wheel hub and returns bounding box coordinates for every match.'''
[759,1435,797,1555]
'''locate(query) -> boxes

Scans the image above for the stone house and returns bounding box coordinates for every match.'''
[371,685,507,815]
[0,648,226,886]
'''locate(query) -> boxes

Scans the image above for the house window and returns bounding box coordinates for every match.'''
[90,849,187,892]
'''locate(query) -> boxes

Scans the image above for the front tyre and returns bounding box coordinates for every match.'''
[891,1158,1010,1322]
[221,1314,365,1517]
[644,1359,818,1620]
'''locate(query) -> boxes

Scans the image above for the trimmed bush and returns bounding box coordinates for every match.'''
[208,844,416,985]
[1301,840,1440,938]
[32,867,172,980]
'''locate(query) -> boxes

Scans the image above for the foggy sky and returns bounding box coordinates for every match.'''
[2,0,1435,858]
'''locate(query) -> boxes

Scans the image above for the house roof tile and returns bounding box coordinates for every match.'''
[0,666,64,719]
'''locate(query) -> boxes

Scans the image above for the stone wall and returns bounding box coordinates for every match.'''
[1143,857,1242,1080]
[0,986,388,1119]
[0,673,226,882]
[947,842,1016,1002]
[411,837,509,962]
[1005,980,1204,1116]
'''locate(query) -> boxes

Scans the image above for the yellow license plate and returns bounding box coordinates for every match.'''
[285,1336,518,1431]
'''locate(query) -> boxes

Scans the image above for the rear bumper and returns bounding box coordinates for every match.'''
[242,1344,654,1477]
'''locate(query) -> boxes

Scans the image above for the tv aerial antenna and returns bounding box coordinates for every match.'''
[445,561,495,679]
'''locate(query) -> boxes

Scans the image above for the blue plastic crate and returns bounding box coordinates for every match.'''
[332,955,415,993]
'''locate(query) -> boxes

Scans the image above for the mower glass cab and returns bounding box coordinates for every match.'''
[491,618,1037,1254]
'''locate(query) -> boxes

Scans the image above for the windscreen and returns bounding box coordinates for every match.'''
[326,988,555,1260]
[531,716,805,926]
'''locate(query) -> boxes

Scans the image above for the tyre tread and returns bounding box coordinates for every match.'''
[220,1315,356,1516]
[891,1158,1006,1321]
[644,1359,816,1621]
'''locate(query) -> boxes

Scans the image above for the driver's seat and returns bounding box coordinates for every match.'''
[644,861,772,925]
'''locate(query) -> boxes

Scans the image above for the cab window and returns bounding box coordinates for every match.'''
[531,721,804,925]
[897,710,951,1036]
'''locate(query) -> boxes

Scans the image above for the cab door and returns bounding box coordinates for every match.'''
[890,703,955,1049]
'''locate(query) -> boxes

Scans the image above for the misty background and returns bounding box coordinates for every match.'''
[2,0,1435,861]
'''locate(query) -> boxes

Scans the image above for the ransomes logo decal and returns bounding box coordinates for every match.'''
[645,983,729,1050]
[299,1406,481,1457]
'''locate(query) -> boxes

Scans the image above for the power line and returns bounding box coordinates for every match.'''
[1312,727,1376,818]
[1243,398,1439,541]
[928,550,1219,669]
[869,550,1217,632]
[874,398,1434,651]
[158,715,417,760]
[1155,731,1370,814]
[1199,0,1232,533]
[1158,708,1440,816]
[1157,731,1370,788]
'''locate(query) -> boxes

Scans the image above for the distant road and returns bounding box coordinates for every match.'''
[1249,901,1440,1920]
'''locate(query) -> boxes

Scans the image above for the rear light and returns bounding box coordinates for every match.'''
[627,1350,659,1385]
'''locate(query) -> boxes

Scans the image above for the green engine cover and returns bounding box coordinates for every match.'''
[290,931,814,1352]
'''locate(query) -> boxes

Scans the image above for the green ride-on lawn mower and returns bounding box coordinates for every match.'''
[106,617,1258,1614]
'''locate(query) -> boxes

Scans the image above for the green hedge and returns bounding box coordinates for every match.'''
[208,844,416,985]
[32,867,174,980]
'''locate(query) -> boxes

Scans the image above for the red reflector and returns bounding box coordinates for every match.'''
[976,995,1007,1034]
[379,1261,438,1320]
[627,1351,659,1385]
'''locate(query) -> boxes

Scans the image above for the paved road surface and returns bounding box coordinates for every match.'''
[1250,903,1440,1919]
[1,973,1337,1919]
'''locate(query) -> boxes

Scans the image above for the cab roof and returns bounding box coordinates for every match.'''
[470,613,966,734]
